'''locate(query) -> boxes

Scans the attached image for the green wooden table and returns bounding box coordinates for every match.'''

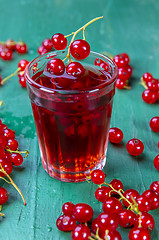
[0,0,159,239]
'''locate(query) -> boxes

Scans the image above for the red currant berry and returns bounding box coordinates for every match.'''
[149,116,159,132]
[122,189,140,207]
[154,154,159,171]
[109,128,123,144]
[142,72,153,82]
[113,54,128,68]
[0,135,7,148]
[97,212,119,232]
[18,59,29,71]
[136,195,151,212]
[62,202,74,216]
[5,39,16,50]
[134,212,155,232]
[91,218,100,234]
[2,128,15,139]
[146,78,158,91]
[3,151,11,161]
[142,89,158,104]
[70,39,90,60]
[56,214,76,232]
[91,169,105,185]
[71,224,91,240]
[126,138,144,156]
[0,187,9,204]
[51,33,67,50]
[0,158,13,176]
[95,186,111,202]
[18,71,24,78]
[42,38,53,51]
[116,78,127,89]
[16,42,27,54]
[150,181,159,194]
[0,123,7,134]
[129,227,151,240]
[37,45,48,55]
[118,66,131,81]
[101,230,122,240]
[7,139,19,151]
[119,209,136,228]
[0,144,5,157]
[120,53,130,65]
[19,77,27,88]
[109,179,123,195]
[46,58,65,75]
[10,153,23,166]
[0,48,13,61]
[142,189,159,210]
[73,203,93,222]
[66,62,85,77]
[102,197,123,214]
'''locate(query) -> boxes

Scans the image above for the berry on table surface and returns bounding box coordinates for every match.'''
[109,127,123,144]
[109,179,123,194]
[142,72,153,82]
[42,38,53,51]
[71,224,91,240]
[122,189,140,207]
[154,154,159,171]
[150,181,159,194]
[91,169,105,185]
[149,116,159,132]
[126,138,144,156]
[142,89,158,104]
[56,214,76,232]
[142,189,159,210]
[72,203,93,222]
[102,197,123,214]
[95,186,111,202]
[10,153,23,166]
[136,195,151,212]
[134,212,155,232]
[15,41,27,54]
[129,227,151,240]
[62,202,75,216]
[118,209,136,228]
[0,187,9,205]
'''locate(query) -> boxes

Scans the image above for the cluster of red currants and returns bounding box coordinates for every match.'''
[0,118,28,214]
[109,115,159,171]
[0,39,27,61]
[56,169,159,239]
[113,53,133,89]
[140,72,159,104]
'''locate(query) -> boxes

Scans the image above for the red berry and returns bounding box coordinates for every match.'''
[122,189,140,207]
[16,42,27,54]
[109,179,123,195]
[3,151,11,161]
[46,58,65,75]
[149,116,159,132]
[118,66,131,81]
[113,53,129,68]
[5,39,16,50]
[119,209,136,228]
[19,76,27,88]
[154,154,159,171]
[0,144,5,157]
[129,227,151,240]
[37,45,49,55]
[109,128,123,144]
[126,138,144,156]
[95,186,111,202]
[97,212,119,232]
[91,169,105,185]
[0,187,9,204]
[70,39,90,60]
[142,89,158,104]
[42,38,53,51]
[66,62,85,77]
[73,203,93,222]
[10,153,23,166]
[51,33,67,50]
[71,224,91,240]
[7,139,19,151]
[101,230,122,240]
[142,72,153,83]
[2,128,15,139]
[116,78,127,89]
[136,195,151,212]
[146,78,158,91]
[18,59,29,71]
[62,202,74,216]
[0,158,13,176]
[56,214,76,232]
[142,189,159,210]
[150,181,159,194]
[0,48,13,61]
[102,197,123,214]
[134,212,155,232]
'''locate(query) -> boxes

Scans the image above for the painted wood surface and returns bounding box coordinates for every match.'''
[0,0,159,239]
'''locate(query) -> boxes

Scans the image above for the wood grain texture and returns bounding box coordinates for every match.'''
[0,0,159,239]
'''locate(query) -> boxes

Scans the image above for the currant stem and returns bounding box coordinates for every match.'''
[0,164,26,205]
[0,101,3,106]
[65,32,74,38]
[6,148,29,158]
[1,68,20,85]
[0,205,5,217]
[140,77,148,89]
[90,233,102,240]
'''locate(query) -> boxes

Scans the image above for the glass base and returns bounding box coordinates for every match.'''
[42,156,106,182]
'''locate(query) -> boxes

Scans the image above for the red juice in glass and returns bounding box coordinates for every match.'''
[25,51,118,182]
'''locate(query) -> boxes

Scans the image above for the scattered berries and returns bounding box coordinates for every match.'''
[126,138,144,156]
[109,127,123,144]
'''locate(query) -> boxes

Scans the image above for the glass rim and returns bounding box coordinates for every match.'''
[24,50,118,95]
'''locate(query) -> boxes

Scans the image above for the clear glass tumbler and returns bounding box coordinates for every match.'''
[25,51,118,182]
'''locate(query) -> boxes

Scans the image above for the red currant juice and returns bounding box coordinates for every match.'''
[29,63,116,182]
